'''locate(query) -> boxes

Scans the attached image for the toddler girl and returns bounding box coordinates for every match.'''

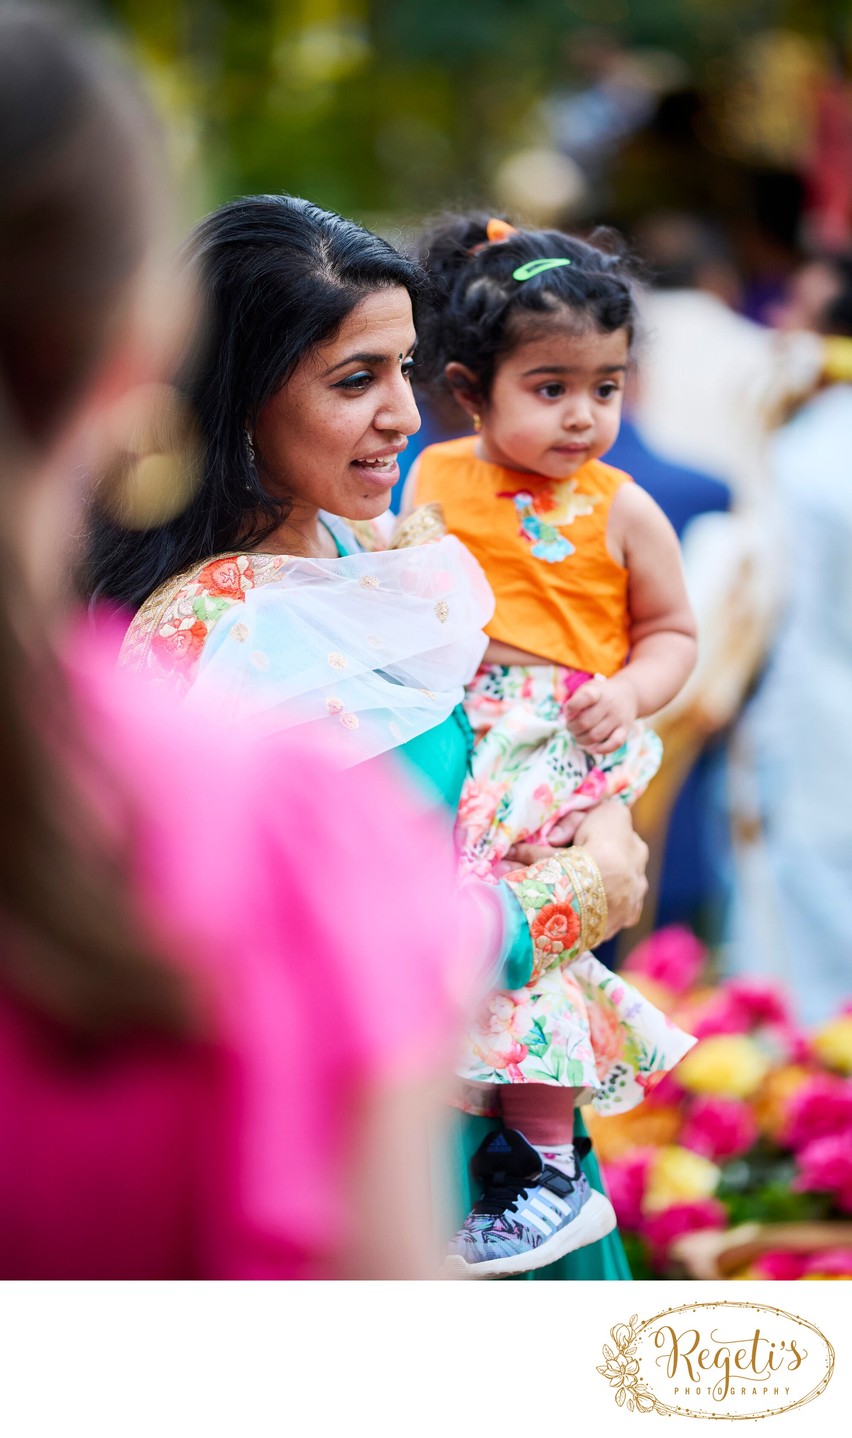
[406,216,697,1276]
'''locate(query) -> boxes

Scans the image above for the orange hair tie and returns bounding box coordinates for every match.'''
[470,217,519,255]
[486,218,518,243]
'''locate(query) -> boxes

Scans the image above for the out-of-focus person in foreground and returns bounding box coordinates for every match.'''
[0,2,478,1279]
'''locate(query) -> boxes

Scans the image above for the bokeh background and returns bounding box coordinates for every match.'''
[80,0,852,1280]
[94,0,852,278]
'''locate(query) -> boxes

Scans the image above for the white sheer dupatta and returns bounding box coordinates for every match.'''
[182,535,494,765]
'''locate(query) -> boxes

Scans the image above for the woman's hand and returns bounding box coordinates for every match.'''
[510,800,649,941]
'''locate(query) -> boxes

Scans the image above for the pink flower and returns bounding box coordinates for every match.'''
[722,979,792,1028]
[783,1074,852,1151]
[532,783,553,807]
[793,1133,852,1211]
[769,1023,812,1064]
[803,1248,852,1278]
[641,1198,728,1268]
[752,1250,809,1280]
[623,926,706,995]
[638,1069,687,1106]
[681,1096,759,1162]
[691,994,752,1038]
[603,1148,654,1231]
[690,980,793,1040]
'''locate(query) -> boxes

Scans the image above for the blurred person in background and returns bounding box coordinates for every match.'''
[0,2,492,1280]
[620,214,825,952]
[85,195,652,1281]
[631,211,823,509]
[726,252,852,1024]
[605,366,731,944]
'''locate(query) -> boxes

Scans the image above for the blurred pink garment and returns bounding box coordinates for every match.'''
[0,630,471,1278]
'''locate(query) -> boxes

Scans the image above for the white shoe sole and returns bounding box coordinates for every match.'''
[444,1191,617,1279]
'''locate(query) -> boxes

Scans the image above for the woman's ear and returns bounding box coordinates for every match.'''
[444,362,482,419]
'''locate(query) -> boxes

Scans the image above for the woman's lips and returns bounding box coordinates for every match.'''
[350,450,403,487]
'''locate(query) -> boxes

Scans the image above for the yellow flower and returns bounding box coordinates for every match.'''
[585,1104,682,1164]
[676,1034,770,1098]
[811,1016,852,1074]
[644,1145,720,1212]
[752,1064,812,1139]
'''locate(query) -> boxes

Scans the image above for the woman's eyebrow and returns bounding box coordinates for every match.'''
[325,340,417,376]
[326,351,386,374]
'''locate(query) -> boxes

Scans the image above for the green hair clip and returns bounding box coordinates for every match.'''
[512,258,572,282]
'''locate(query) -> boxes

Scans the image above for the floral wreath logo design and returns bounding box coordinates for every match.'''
[597,1314,671,1416]
[596,1301,835,1421]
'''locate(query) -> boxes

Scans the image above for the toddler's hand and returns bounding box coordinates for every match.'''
[563,674,637,754]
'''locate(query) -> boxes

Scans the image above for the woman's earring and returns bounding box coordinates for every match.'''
[472,413,482,433]
[244,429,258,493]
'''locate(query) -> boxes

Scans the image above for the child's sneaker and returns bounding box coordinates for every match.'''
[445,1128,616,1278]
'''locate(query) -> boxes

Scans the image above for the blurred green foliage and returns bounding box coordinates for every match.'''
[93,0,852,222]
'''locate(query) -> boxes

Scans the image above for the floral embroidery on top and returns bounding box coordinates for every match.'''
[119,551,290,692]
[498,477,601,564]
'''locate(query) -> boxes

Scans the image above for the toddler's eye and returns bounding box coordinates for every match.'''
[596,381,620,399]
[538,382,565,399]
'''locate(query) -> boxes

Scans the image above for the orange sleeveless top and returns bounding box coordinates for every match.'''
[414,437,631,674]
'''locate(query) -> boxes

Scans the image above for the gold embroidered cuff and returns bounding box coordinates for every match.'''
[558,846,608,951]
[390,503,447,549]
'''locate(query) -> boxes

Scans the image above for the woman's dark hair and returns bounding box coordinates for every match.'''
[0,4,189,1040]
[414,213,639,408]
[85,195,430,610]
[819,253,852,338]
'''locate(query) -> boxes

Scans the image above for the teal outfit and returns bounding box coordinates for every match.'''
[325,518,630,1280]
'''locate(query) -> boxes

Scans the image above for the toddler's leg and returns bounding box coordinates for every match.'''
[500,1083,578,1169]
[446,1084,616,1278]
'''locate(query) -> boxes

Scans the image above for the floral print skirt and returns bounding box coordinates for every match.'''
[457,663,663,876]
[455,664,694,1117]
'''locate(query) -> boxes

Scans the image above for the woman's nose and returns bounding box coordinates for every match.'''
[377,374,422,437]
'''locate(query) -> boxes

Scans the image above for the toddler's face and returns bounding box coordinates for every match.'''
[479,325,629,481]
